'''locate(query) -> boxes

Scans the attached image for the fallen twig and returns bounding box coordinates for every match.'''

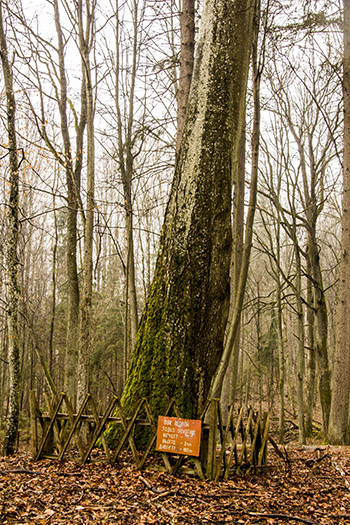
[247,511,318,524]
[55,471,82,477]
[151,490,173,501]
[0,467,82,477]
[0,468,43,475]
[305,453,329,468]
[159,505,176,518]
[139,475,172,495]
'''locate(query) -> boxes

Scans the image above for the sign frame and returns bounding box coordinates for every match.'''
[156,415,202,457]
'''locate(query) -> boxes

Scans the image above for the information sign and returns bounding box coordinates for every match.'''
[156,416,202,457]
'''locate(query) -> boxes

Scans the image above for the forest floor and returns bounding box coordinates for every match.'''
[1,444,350,524]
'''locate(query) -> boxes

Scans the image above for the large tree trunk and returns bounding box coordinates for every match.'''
[210,3,260,399]
[0,1,21,456]
[328,0,350,444]
[308,232,331,433]
[114,0,256,433]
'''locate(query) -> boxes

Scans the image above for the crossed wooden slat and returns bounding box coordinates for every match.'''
[31,392,269,479]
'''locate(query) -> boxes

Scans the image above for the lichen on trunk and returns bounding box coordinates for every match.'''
[0,0,21,456]
[105,0,256,446]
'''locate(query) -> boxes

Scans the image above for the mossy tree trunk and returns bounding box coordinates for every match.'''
[114,0,256,433]
[0,0,21,456]
[210,1,260,400]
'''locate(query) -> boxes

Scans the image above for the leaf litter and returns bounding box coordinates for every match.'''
[1,446,350,523]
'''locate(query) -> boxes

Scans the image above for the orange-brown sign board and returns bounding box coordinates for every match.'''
[156,416,202,457]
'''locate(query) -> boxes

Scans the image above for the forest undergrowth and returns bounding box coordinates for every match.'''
[1,443,350,524]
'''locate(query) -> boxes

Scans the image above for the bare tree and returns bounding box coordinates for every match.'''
[0,0,21,455]
[76,0,97,407]
[328,0,350,444]
[53,0,85,403]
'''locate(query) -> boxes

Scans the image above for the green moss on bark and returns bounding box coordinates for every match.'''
[104,0,256,449]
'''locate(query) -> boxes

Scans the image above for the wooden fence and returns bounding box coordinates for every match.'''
[29,390,269,481]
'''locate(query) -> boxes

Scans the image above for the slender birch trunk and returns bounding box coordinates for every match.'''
[0,0,21,456]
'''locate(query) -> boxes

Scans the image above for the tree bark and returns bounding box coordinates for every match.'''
[295,247,306,444]
[210,3,260,400]
[176,0,195,153]
[77,0,95,408]
[49,194,58,376]
[305,259,316,438]
[328,0,350,444]
[276,283,285,442]
[275,212,285,443]
[307,231,331,433]
[0,0,21,456]
[110,0,256,436]
[229,122,246,407]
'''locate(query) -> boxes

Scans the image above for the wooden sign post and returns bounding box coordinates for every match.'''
[156,416,202,456]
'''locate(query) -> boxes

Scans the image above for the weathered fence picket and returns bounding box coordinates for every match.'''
[29,390,269,480]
